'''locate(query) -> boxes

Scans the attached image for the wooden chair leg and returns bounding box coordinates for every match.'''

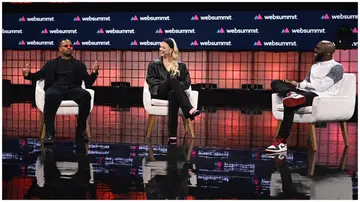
[187,119,195,139]
[41,123,46,139]
[340,122,349,147]
[86,118,91,139]
[307,125,312,147]
[309,123,317,152]
[339,146,349,170]
[39,112,45,138]
[186,139,195,161]
[146,115,156,138]
[182,116,189,133]
[307,148,316,176]
[275,120,282,138]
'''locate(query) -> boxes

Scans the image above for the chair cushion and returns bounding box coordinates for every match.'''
[60,100,79,107]
[151,99,169,106]
[276,104,312,114]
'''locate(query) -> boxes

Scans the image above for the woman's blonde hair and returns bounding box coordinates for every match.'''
[167,38,180,76]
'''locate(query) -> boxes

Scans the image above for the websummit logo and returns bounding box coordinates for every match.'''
[217,28,225,34]
[131,16,139,21]
[97,28,105,34]
[190,14,232,21]
[190,40,199,46]
[281,28,290,34]
[253,40,297,47]
[18,40,26,45]
[254,14,263,20]
[73,16,81,21]
[190,40,231,46]
[253,40,262,46]
[254,14,297,20]
[72,40,110,46]
[41,28,49,34]
[130,40,138,46]
[321,13,357,20]
[321,14,330,20]
[155,28,164,34]
[41,28,78,34]
[281,27,326,34]
[130,40,161,46]
[73,40,81,46]
[131,15,170,21]
[73,16,111,22]
[18,16,54,22]
[191,15,199,20]
[18,16,26,22]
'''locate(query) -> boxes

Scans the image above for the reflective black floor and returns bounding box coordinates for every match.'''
[2,136,357,200]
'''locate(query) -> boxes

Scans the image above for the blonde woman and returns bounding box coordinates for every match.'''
[146,38,200,141]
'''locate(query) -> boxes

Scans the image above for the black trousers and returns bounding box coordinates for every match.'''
[153,78,194,138]
[44,86,91,135]
[271,80,318,139]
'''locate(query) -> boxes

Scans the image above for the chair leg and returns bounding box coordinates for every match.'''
[307,126,312,147]
[339,146,349,170]
[307,148,316,176]
[309,123,317,152]
[340,122,349,147]
[146,115,156,138]
[41,123,46,140]
[182,116,189,134]
[86,118,91,139]
[39,112,45,139]
[187,119,195,139]
[275,120,282,138]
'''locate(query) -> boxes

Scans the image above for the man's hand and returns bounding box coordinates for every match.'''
[92,61,99,74]
[283,79,298,86]
[22,63,30,77]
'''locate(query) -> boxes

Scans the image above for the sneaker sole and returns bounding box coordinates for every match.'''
[265,148,287,153]
[283,96,306,107]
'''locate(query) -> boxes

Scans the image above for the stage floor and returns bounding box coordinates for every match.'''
[2,105,358,199]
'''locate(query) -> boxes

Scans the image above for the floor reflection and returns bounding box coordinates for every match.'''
[270,147,353,199]
[2,137,357,200]
[143,138,196,199]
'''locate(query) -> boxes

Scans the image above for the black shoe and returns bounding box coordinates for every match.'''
[189,109,201,120]
[76,131,89,142]
[43,132,55,144]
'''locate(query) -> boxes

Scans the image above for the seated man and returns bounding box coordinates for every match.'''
[22,38,99,144]
[266,40,344,152]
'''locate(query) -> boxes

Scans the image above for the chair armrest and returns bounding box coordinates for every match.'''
[312,96,355,121]
[35,81,45,112]
[85,89,95,112]
[272,93,282,116]
[189,90,199,109]
[143,89,152,110]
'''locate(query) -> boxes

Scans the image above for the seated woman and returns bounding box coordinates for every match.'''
[146,38,200,141]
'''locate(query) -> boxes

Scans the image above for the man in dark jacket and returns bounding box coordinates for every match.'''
[22,39,99,144]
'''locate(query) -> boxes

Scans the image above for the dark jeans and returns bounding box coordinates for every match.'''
[271,80,318,139]
[44,86,91,135]
[153,78,193,138]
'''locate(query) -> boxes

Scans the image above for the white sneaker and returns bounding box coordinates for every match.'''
[266,139,287,153]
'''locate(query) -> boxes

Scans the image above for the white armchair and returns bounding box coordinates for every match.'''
[36,79,95,139]
[272,73,356,151]
[143,81,199,138]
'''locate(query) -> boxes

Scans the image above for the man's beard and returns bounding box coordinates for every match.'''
[63,51,73,57]
[315,53,323,62]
